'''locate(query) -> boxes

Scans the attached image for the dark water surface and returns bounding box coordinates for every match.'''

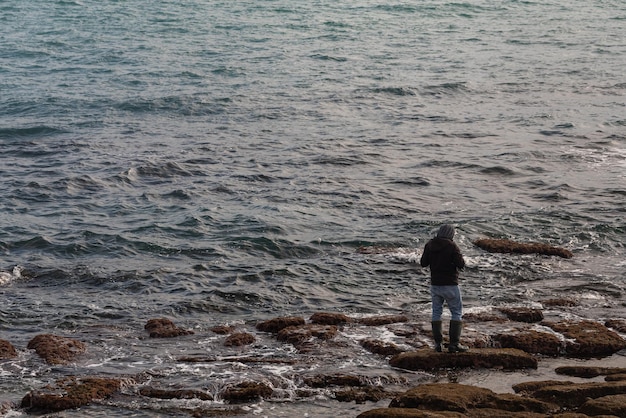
[1,0,625,415]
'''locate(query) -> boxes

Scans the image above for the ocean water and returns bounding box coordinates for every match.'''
[1,0,625,416]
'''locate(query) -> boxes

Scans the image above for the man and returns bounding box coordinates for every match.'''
[420,224,468,353]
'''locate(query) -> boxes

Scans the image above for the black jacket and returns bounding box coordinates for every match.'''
[420,237,465,286]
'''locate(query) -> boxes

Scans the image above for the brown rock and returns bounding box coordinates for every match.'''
[358,315,409,326]
[529,381,626,409]
[27,334,86,365]
[541,298,578,307]
[494,329,562,355]
[21,376,122,413]
[545,320,626,356]
[473,238,573,258]
[578,393,626,416]
[276,324,338,347]
[139,387,213,401]
[498,308,544,323]
[358,408,466,417]
[210,325,235,334]
[388,383,556,414]
[335,386,394,403]
[512,380,575,394]
[463,312,508,323]
[224,332,255,347]
[389,348,537,371]
[255,316,305,333]
[361,339,405,356]
[555,365,626,378]
[219,381,272,403]
[605,319,626,333]
[0,339,17,359]
[310,312,351,325]
[304,374,364,388]
[144,318,194,338]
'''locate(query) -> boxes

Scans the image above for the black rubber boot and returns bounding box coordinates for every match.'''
[448,320,469,353]
[431,320,443,352]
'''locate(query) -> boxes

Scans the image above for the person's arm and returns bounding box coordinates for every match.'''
[420,243,430,267]
[452,243,465,270]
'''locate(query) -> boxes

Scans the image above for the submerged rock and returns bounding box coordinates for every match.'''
[473,238,573,258]
[361,339,405,356]
[310,312,351,325]
[0,339,17,359]
[139,387,213,401]
[21,376,123,413]
[144,318,194,338]
[498,307,544,323]
[255,316,305,333]
[224,332,255,347]
[276,324,338,348]
[389,348,538,371]
[358,314,410,326]
[219,381,272,403]
[27,334,86,365]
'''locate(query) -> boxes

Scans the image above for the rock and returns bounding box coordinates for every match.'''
[255,316,305,333]
[0,339,17,359]
[522,381,626,409]
[494,329,562,355]
[276,324,338,347]
[361,339,405,356]
[219,381,272,403]
[498,308,544,323]
[389,348,538,371]
[358,315,409,326]
[578,394,626,416]
[388,383,556,414]
[224,332,255,347]
[210,325,235,334]
[555,366,626,378]
[144,318,194,338]
[541,298,578,307]
[473,238,573,258]
[21,376,122,413]
[310,312,351,325]
[304,374,364,388]
[605,319,626,333]
[358,408,467,417]
[335,386,394,404]
[27,334,86,365]
[139,387,213,401]
[463,312,508,323]
[544,320,626,356]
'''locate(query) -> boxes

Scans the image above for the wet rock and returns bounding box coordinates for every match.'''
[21,376,123,413]
[521,381,626,409]
[224,332,255,347]
[389,348,537,371]
[255,316,305,333]
[387,383,556,414]
[605,319,626,333]
[358,315,409,326]
[512,380,575,394]
[144,318,194,338]
[139,387,213,401]
[210,325,235,334]
[544,320,626,356]
[473,238,573,258]
[0,339,17,359]
[310,312,351,325]
[541,298,578,307]
[304,374,364,388]
[555,366,626,378]
[358,408,467,417]
[335,386,395,404]
[494,329,562,355]
[463,312,508,323]
[498,307,544,323]
[276,324,338,347]
[27,334,86,365]
[578,394,626,416]
[219,381,272,403]
[361,339,405,356]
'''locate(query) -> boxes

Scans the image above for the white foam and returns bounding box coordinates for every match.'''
[0,266,22,286]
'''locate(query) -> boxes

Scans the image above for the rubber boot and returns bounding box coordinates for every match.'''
[431,321,443,352]
[448,320,469,353]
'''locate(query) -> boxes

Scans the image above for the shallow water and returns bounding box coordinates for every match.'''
[1,0,625,415]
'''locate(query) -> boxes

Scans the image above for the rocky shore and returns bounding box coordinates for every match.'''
[2,304,626,417]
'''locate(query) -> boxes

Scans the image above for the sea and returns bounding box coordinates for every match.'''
[1,0,625,416]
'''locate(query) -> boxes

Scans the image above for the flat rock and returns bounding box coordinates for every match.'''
[276,324,338,348]
[358,315,409,326]
[21,376,123,413]
[555,366,626,378]
[224,332,255,347]
[519,380,626,409]
[219,381,272,403]
[578,393,626,416]
[361,339,405,356]
[310,312,351,325]
[390,348,537,371]
[255,316,305,333]
[139,386,213,401]
[544,320,626,356]
[498,307,544,323]
[494,329,562,355]
[474,238,573,258]
[27,334,86,365]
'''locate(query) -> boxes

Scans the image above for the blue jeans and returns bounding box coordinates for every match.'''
[431,285,463,321]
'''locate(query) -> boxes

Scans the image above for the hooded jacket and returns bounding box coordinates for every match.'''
[420,237,465,285]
